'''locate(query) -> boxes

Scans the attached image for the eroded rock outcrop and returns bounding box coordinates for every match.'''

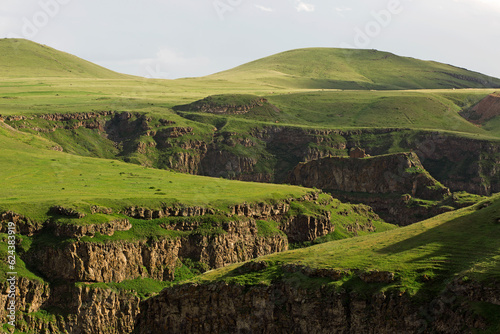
[288,152,450,200]
[135,279,496,334]
[0,278,141,334]
[281,214,334,243]
[5,113,499,194]
[27,219,287,283]
[0,211,44,236]
[0,277,50,317]
[49,218,132,238]
[286,152,454,225]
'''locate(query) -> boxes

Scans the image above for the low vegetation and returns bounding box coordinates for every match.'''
[197,195,500,298]
[1,39,499,333]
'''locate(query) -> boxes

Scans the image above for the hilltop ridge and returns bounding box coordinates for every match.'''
[208,48,500,90]
[2,40,500,90]
[1,39,500,333]
[0,39,129,78]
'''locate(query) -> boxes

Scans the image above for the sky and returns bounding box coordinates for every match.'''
[1,0,500,80]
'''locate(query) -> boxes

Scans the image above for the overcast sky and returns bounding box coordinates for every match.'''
[1,0,500,80]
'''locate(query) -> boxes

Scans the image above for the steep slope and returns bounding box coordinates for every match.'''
[208,48,500,90]
[5,111,499,195]
[461,91,500,135]
[0,121,309,206]
[0,39,129,78]
[0,123,398,333]
[288,152,450,200]
[137,196,500,333]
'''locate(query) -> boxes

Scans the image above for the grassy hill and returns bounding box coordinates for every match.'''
[208,48,500,90]
[0,122,310,218]
[461,92,500,138]
[176,90,499,136]
[0,39,129,78]
[198,194,500,296]
[0,39,499,333]
[0,40,498,138]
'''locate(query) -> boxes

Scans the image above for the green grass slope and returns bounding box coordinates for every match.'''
[265,90,495,133]
[199,195,500,295]
[0,40,497,137]
[0,122,310,217]
[177,90,500,138]
[0,39,129,78]
[208,48,500,90]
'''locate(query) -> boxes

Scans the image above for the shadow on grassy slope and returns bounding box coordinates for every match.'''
[377,198,500,295]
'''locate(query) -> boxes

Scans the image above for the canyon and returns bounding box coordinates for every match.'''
[0,193,379,333]
[5,111,500,195]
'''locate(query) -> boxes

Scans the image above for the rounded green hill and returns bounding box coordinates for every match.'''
[0,39,129,78]
[208,47,500,90]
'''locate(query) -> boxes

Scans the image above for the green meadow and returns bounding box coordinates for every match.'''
[208,47,500,90]
[1,39,499,140]
[0,122,310,219]
[198,195,500,297]
[1,39,500,331]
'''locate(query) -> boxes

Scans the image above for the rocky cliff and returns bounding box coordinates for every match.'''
[135,274,499,334]
[27,219,287,283]
[5,112,500,195]
[0,277,141,334]
[344,130,500,196]
[7,272,497,333]
[288,152,450,200]
[21,196,345,285]
[286,152,456,225]
[2,193,385,333]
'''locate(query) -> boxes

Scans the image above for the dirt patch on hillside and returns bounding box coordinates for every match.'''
[461,92,500,124]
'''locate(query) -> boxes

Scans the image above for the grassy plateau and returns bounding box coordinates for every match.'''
[0,38,500,332]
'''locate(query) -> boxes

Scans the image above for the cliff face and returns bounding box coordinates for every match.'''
[27,219,287,283]
[57,285,140,334]
[0,278,141,334]
[25,197,340,284]
[11,276,496,334]
[2,194,363,333]
[5,113,500,195]
[286,152,453,226]
[419,136,500,195]
[345,130,500,196]
[22,199,301,285]
[135,279,499,334]
[287,152,450,201]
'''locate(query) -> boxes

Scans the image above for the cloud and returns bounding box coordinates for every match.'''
[255,5,273,12]
[335,7,352,12]
[454,0,500,12]
[476,0,500,11]
[295,1,315,12]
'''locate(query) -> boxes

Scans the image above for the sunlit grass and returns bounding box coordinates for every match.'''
[0,123,310,218]
[198,195,500,296]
